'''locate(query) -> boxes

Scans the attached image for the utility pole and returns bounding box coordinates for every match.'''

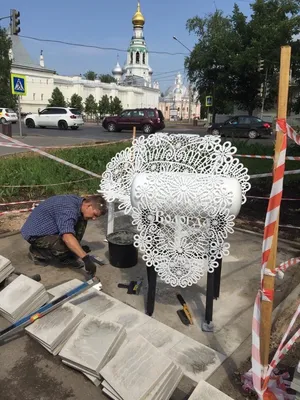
[260,68,268,120]
[188,83,192,123]
[258,59,268,120]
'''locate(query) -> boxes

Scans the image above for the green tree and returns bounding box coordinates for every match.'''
[98,94,110,116]
[69,93,83,112]
[185,1,300,117]
[48,87,66,107]
[85,94,97,115]
[99,74,117,83]
[109,96,123,115]
[185,11,237,120]
[290,40,300,114]
[0,28,16,109]
[231,1,300,115]
[84,71,97,80]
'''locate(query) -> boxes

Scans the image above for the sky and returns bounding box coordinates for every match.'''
[3,0,252,91]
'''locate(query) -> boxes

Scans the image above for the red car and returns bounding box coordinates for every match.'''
[102,108,165,134]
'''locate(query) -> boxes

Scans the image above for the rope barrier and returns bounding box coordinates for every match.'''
[0,177,98,188]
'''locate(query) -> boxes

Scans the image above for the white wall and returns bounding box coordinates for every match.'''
[12,66,160,114]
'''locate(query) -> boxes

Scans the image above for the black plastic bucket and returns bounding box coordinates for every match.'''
[107,230,138,269]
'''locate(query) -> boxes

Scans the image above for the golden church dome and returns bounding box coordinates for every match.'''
[132,2,145,27]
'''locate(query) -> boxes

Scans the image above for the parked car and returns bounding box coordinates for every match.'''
[207,115,273,139]
[0,108,18,124]
[24,107,84,130]
[102,108,165,134]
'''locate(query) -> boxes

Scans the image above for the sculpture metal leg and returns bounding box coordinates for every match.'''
[107,201,115,236]
[202,269,215,332]
[202,258,223,332]
[146,266,157,316]
[214,258,222,300]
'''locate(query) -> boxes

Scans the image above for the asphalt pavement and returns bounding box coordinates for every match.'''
[0,122,274,156]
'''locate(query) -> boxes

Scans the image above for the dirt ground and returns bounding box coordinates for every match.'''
[219,300,300,399]
[239,180,300,244]
[0,213,28,236]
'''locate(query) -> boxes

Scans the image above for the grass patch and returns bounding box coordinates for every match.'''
[0,142,130,202]
[0,139,299,203]
[230,140,300,183]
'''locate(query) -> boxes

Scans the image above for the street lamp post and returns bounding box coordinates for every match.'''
[173,36,192,123]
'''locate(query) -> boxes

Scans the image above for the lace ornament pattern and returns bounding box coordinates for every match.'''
[100,133,250,287]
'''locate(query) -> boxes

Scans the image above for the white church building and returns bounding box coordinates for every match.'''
[9,2,160,114]
[159,72,201,121]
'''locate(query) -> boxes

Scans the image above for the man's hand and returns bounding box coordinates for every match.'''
[82,255,104,276]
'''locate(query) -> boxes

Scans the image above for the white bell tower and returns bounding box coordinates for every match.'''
[122,2,153,86]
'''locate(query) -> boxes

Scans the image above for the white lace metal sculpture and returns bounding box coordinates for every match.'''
[100,133,251,287]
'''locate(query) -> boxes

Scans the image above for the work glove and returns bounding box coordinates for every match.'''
[82,255,105,276]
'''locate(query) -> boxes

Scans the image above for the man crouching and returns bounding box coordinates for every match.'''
[21,194,107,276]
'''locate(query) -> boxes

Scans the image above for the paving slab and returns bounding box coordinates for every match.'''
[135,317,185,351]
[60,315,126,375]
[25,303,85,355]
[0,255,11,270]
[102,381,123,400]
[84,372,101,387]
[0,274,49,321]
[167,336,226,383]
[70,289,121,317]
[0,255,14,283]
[97,303,151,333]
[102,387,121,400]
[48,278,83,301]
[189,380,234,399]
[100,335,177,400]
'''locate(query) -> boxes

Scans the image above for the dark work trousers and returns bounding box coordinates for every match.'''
[28,218,87,262]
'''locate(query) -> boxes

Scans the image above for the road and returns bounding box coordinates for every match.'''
[11,122,207,140]
[0,122,274,156]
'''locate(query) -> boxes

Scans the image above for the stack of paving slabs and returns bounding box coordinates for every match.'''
[0,274,49,323]
[0,255,15,284]
[100,334,183,400]
[59,316,126,381]
[25,303,85,355]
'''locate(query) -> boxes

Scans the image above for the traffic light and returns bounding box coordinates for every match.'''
[258,83,264,97]
[265,84,270,97]
[258,59,264,72]
[11,9,21,35]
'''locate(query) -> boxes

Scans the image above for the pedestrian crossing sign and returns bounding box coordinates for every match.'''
[205,96,213,107]
[11,74,27,96]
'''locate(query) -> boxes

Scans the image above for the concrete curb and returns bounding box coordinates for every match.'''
[0,230,21,239]
[235,224,300,250]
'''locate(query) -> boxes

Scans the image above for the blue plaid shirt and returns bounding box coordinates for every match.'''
[21,195,84,241]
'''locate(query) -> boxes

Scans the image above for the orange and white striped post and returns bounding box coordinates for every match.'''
[260,46,291,378]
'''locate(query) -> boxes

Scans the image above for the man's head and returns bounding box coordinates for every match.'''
[81,195,107,221]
